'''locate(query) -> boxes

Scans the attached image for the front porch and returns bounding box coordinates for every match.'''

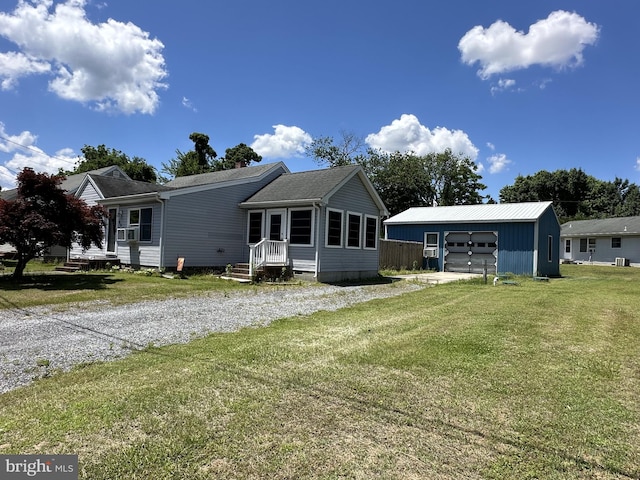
[225,239,289,281]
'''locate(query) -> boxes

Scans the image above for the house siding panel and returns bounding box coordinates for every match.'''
[162,169,284,268]
[317,175,381,276]
[70,182,106,258]
[116,203,162,267]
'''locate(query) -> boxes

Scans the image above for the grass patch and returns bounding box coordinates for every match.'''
[0,269,255,310]
[0,265,639,478]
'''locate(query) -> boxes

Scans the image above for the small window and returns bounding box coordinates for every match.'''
[565,239,571,254]
[548,235,553,262]
[326,209,343,247]
[364,215,378,250]
[346,212,362,248]
[129,207,152,242]
[588,238,596,253]
[289,209,313,246]
[248,211,263,244]
[611,237,621,249]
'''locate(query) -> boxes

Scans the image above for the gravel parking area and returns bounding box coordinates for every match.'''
[0,281,424,394]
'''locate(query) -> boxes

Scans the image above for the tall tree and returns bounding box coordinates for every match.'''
[361,149,486,215]
[0,168,106,279]
[161,132,218,180]
[306,131,366,167]
[499,168,640,221]
[68,145,157,183]
[218,143,262,170]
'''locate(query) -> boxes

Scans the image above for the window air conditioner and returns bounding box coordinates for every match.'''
[117,227,139,242]
[424,247,438,258]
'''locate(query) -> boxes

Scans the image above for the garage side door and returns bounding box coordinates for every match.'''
[444,231,497,274]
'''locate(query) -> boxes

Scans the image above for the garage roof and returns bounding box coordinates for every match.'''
[384,201,554,224]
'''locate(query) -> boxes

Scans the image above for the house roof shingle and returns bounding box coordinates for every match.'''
[241,165,362,205]
[88,175,173,198]
[561,216,640,236]
[164,162,286,189]
[384,201,555,225]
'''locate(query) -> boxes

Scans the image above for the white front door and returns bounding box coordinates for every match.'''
[266,209,286,241]
[563,238,572,260]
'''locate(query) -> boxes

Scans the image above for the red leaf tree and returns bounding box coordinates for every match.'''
[0,168,107,279]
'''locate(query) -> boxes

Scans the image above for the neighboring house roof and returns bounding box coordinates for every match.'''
[0,165,130,201]
[384,201,555,225]
[88,175,173,198]
[164,162,289,189]
[239,164,389,215]
[561,216,640,237]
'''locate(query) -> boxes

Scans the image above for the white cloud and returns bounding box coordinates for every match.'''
[251,125,313,158]
[181,96,197,112]
[0,0,167,114]
[486,142,495,151]
[486,153,511,174]
[0,122,76,189]
[491,78,517,95]
[459,10,599,79]
[365,114,479,160]
[635,157,640,172]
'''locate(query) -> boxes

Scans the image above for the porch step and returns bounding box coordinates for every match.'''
[55,260,89,273]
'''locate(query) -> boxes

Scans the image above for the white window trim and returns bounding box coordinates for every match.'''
[247,210,265,245]
[325,208,344,248]
[363,214,378,250]
[346,211,362,249]
[423,232,439,257]
[288,207,315,247]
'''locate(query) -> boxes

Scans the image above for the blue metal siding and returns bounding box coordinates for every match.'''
[535,207,561,276]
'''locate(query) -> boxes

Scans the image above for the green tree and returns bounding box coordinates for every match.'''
[218,143,262,170]
[306,131,366,167]
[499,169,640,221]
[361,149,486,215]
[161,132,218,180]
[0,168,106,279]
[68,145,157,183]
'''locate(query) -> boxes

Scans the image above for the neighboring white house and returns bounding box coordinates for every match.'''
[560,216,640,266]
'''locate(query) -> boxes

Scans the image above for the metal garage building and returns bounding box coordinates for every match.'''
[384,201,560,276]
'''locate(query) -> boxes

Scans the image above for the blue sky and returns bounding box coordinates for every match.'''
[1,0,639,200]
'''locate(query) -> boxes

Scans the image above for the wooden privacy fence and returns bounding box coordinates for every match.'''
[379,239,424,270]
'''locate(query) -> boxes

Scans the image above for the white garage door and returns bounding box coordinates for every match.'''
[444,231,497,274]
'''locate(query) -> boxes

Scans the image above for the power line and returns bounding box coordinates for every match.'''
[0,133,79,167]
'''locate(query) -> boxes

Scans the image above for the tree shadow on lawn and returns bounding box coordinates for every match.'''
[0,273,122,291]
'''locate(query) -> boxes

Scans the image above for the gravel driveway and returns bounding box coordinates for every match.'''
[0,281,424,394]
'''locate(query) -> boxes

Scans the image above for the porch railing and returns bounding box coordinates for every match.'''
[249,239,289,278]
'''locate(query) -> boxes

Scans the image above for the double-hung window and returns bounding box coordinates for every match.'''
[346,212,362,249]
[325,209,343,247]
[129,207,152,242]
[364,215,378,250]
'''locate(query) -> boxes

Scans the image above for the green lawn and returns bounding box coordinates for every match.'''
[0,263,248,309]
[1,265,639,479]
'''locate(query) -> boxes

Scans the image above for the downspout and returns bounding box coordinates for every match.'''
[314,202,321,280]
[532,220,539,276]
[156,197,165,270]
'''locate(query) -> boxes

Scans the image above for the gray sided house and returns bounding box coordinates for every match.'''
[560,216,640,266]
[384,201,560,276]
[72,162,388,282]
[239,165,388,282]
